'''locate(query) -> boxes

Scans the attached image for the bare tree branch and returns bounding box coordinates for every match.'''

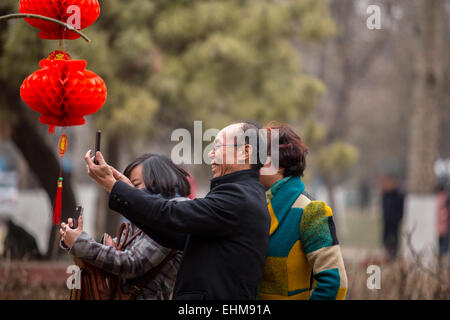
[404,229,450,293]
[0,13,91,43]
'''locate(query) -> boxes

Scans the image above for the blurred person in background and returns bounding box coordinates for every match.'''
[359,178,370,212]
[0,217,42,260]
[258,121,347,300]
[436,181,449,259]
[60,154,191,300]
[380,174,404,261]
[446,191,450,258]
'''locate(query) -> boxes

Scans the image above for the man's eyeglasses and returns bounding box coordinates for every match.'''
[212,143,245,152]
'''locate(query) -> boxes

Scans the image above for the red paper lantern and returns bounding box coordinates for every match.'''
[20,50,107,132]
[19,0,100,40]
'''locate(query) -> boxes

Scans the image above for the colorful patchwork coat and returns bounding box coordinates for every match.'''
[258,176,348,300]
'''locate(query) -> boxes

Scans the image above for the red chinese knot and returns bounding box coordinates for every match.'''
[58,134,68,158]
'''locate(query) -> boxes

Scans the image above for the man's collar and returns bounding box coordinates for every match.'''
[210,169,259,189]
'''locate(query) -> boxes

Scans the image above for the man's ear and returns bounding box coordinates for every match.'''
[242,144,252,163]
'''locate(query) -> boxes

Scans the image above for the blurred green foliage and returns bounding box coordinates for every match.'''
[1,0,335,135]
[1,0,358,182]
[147,0,336,130]
[316,140,358,179]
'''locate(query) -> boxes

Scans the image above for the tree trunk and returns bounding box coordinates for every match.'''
[327,0,354,141]
[9,102,77,259]
[406,0,444,194]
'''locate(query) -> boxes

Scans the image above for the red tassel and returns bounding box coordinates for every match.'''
[53,177,63,225]
[48,125,55,134]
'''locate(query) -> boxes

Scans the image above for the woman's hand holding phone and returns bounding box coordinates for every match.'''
[60,214,83,249]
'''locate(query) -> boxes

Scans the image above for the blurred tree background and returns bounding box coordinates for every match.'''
[0,0,449,263]
[0,0,342,258]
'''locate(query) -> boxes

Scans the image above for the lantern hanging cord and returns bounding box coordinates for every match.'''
[0,13,91,43]
[59,155,63,177]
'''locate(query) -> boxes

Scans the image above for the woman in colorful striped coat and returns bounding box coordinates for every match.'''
[258,122,348,300]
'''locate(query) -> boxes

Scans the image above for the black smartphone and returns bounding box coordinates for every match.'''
[94,130,101,165]
[72,206,83,229]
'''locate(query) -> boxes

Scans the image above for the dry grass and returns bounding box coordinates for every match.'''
[0,258,448,300]
[340,208,450,300]
[0,259,69,300]
[345,256,450,299]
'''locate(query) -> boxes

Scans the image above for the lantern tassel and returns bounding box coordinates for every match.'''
[48,125,55,134]
[53,133,67,225]
[53,177,63,225]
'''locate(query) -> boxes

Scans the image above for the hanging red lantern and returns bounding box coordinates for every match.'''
[20,50,107,133]
[19,0,100,40]
[8,2,104,227]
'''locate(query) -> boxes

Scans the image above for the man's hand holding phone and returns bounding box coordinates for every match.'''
[85,130,133,192]
[85,150,133,192]
[85,150,118,193]
[94,130,101,165]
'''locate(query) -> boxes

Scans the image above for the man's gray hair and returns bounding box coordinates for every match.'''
[233,121,267,170]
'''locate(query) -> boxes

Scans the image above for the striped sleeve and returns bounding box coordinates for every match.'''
[70,231,172,279]
[299,201,348,300]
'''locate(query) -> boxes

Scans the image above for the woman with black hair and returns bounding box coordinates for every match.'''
[60,153,191,300]
[130,154,191,198]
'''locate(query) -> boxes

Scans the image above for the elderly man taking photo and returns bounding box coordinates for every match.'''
[84,122,270,300]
